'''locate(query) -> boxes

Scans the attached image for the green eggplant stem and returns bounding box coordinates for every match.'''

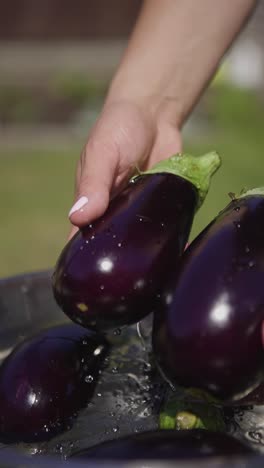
[131,151,221,210]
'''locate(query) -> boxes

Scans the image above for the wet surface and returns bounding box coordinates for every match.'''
[0,311,166,460]
[1,271,264,465]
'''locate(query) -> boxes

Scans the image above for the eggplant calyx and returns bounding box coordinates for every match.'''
[131,151,221,209]
[175,411,201,430]
[159,393,226,432]
[237,187,264,200]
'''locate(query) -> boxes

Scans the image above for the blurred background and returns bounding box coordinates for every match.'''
[0,0,264,278]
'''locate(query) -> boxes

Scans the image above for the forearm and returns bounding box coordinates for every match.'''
[106,0,257,127]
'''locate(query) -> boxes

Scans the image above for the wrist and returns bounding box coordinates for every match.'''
[106,73,183,129]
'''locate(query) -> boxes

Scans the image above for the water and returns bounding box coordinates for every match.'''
[0,315,165,460]
[226,407,264,454]
[0,312,264,460]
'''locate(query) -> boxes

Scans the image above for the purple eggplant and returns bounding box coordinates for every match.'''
[153,188,264,402]
[0,323,108,443]
[71,429,252,460]
[53,152,220,330]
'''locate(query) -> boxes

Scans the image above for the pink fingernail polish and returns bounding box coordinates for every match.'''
[69,196,88,217]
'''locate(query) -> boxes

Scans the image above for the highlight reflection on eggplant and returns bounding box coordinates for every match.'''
[72,429,252,460]
[53,152,220,330]
[153,188,264,402]
[0,323,108,443]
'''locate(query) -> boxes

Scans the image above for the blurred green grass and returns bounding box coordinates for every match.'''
[0,150,78,277]
[0,84,264,278]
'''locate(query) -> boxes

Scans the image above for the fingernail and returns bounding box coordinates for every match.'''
[69,196,88,217]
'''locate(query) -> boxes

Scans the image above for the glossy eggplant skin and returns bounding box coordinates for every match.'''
[153,195,264,401]
[53,174,197,330]
[72,429,252,460]
[0,323,108,443]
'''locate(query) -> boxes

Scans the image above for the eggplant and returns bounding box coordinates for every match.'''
[53,152,220,330]
[153,188,264,402]
[71,429,252,460]
[0,323,108,442]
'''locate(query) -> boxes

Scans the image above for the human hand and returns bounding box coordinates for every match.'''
[68,0,256,239]
[68,99,182,238]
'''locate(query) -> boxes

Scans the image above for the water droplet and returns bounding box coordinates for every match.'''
[97,392,102,397]
[161,222,165,227]
[114,328,121,335]
[85,375,94,383]
[118,242,122,247]
[112,366,119,374]
[248,430,263,442]
[113,234,117,239]
[100,285,105,290]
[248,260,256,268]
[245,246,250,253]
[56,443,63,453]
[233,221,241,229]
[80,245,84,250]
[85,240,89,244]
[112,426,119,433]
[234,206,240,212]
[91,235,95,240]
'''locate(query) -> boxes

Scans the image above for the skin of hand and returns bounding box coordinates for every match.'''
[68,0,257,238]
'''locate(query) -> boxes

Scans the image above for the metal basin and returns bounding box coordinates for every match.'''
[0,270,263,467]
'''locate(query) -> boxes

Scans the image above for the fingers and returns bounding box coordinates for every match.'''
[68,225,79,241]
[68,101,154,228]
[69,138,118,227]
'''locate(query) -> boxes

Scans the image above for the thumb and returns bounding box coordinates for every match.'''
[68,139,118,228]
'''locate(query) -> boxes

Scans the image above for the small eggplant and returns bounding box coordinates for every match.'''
[153,188,264,402]
[0,323,108,442]
[53,152,220,330]
[71,429,252,460]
